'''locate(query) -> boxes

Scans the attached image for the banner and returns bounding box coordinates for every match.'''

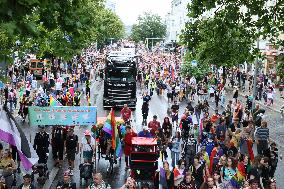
[28,106,97,126]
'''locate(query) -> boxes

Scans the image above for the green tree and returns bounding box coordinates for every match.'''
[181,52,210,81]
[95,9,125,47]
[130,12,166,43]
[276,55,284,79]
[181,0,284,77]
[180,17,255,79]
[0,0,124,61]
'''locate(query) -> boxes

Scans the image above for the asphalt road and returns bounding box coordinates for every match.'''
[14,79,284,189]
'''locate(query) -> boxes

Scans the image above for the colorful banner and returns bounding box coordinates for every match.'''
[28,106,97,126]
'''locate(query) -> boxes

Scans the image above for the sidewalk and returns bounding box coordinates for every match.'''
[225,81,283,113]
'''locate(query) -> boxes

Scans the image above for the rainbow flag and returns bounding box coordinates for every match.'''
[49,94,62,106]
[115,136,123,157]
[102,113,112,135]
[110,109,116,149]
[230,173,241,189]
[103,109,123,157]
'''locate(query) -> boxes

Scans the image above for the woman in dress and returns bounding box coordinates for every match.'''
[220,157,238,189]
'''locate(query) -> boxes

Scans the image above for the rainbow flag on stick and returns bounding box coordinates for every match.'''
[103,109,123,157]
[103,113,112,135]
[49,94,62,106]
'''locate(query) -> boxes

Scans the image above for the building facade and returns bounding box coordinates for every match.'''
[165,0,191,43]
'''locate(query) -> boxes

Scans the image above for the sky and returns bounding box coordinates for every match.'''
[113,0,172,26]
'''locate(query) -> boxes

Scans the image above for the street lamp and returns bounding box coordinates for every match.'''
[151,31,154,51]
[252,39,260,110]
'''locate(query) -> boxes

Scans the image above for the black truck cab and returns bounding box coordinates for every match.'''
[103,51,137,109]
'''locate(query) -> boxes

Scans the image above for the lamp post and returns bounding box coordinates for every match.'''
[151,31,154,51]
[252,38,260,110]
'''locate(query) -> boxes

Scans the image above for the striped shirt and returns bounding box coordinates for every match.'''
[255,127,269,141]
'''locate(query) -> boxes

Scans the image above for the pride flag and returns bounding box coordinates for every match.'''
[230,173,241,189]
[110,109,116,149]
[49,94,62,106]
[103,113,112,135]
[237,163,246,183]
[103,109,123,157]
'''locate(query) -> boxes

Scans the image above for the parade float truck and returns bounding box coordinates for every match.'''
[103,49,137,109]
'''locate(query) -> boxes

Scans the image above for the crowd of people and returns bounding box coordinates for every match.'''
[0,41,282,189]
[117,49,281,189]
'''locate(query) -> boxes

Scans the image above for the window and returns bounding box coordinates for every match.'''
[37,62,44,68]
[30,62,37,68]
[106,68,135,81]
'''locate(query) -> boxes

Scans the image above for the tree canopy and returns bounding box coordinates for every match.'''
[180,0,284,77]
[276,54,284,79]
[130,12,166,43]
[0,0,125,61]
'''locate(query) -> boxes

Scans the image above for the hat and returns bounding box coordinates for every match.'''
[84,130,91,136]
[143,126,148,130]
[64,170,73,177]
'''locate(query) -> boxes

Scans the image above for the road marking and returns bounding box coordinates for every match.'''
[42,167,59,189]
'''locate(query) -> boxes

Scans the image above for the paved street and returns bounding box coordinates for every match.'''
[10,77,283,188]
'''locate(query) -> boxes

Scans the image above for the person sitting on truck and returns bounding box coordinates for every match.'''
[121,104,132,122]
[138,126,152,138]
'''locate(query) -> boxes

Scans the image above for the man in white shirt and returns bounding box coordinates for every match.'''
[55,81,62,95]
[81,130,95,163]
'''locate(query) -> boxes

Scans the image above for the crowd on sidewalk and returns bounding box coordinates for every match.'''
[0,47,108,188]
